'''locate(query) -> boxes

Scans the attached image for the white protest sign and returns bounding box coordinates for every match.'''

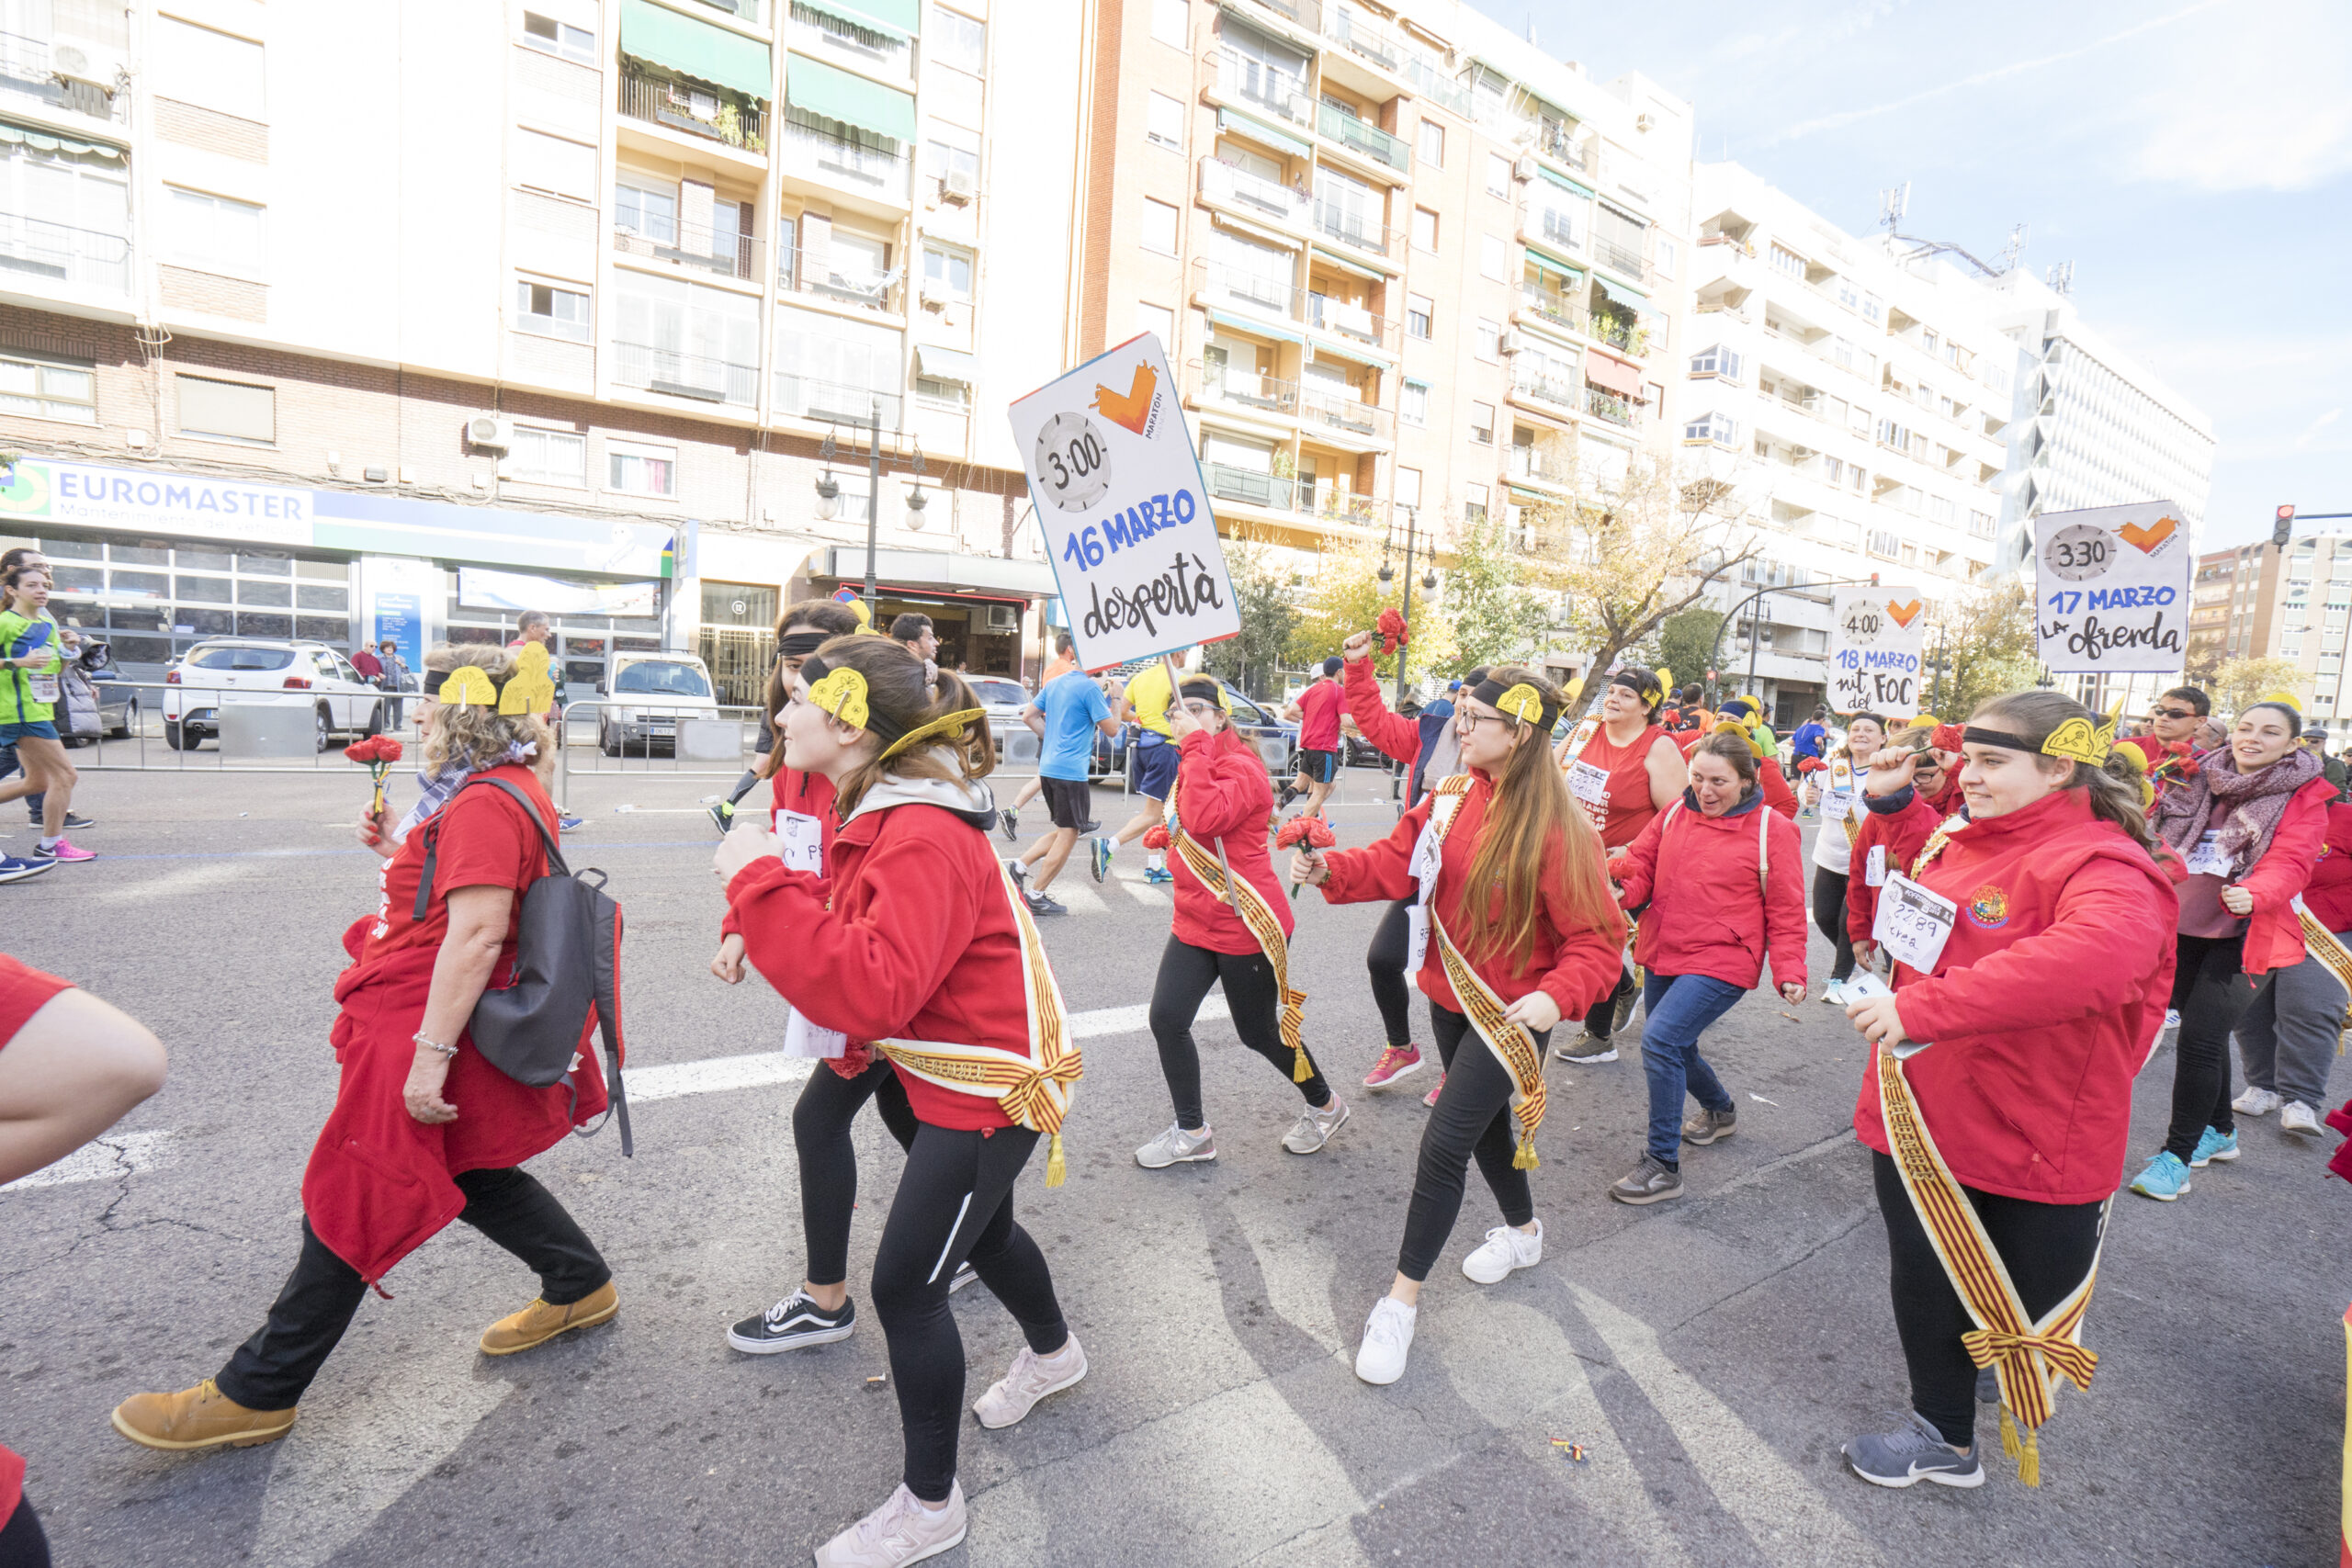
[1827,587,1927,715]
[1009,333,1240,670]
[2034,500,2189,674]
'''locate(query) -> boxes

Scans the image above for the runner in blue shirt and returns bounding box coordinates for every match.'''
[1007,671,1118,916]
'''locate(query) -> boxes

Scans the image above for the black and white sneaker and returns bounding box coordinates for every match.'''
[950,1262,979,1294]
[999,807,1019,841]
[1006,857,1030,892]
[727,1289,855,1354]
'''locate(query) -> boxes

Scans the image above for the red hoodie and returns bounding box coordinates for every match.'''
[1341,654,1419,769]
[1852,787,2178,1204]
[2302,802,2352,931]
[1317,772,1622,1018]
[1756,757,1798,819]
[724,793,1034,1131]
[769,763,839,860]
[1169,726,1290,954]
[1613,790,1807,992]
[1847,788,1947,948]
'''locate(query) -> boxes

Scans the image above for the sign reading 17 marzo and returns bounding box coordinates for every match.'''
[1009,333,1240,671]
[2033,500,2189,675]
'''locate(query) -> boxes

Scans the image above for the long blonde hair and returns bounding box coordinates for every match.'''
[419,643,550,776]
[1457,666,1623,966]
[809,634,994,817]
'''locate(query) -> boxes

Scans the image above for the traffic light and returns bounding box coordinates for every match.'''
[2276,504,2297,549]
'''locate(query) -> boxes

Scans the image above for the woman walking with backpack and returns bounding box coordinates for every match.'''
[716,635,1083,1567]
[1294,669,1622,1386]
[111,644,619,1454]
[1602,731,1807,1205]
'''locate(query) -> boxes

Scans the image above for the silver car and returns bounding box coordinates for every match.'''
[967,675,1038,769]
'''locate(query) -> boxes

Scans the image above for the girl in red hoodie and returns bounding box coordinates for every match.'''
[1845,728,1951,964]
[1134,673,1345,1169]
[1839,691,2176,1490]
[1604,732,1807,1206]
[1294,668,1622,1388]
[715,635,1082,1566]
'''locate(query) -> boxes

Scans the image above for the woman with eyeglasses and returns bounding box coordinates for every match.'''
[1295,669,1622,1385]
[1847,726,1952,971]
[1809,713,1884,1005]
[1134,673,1345,1170]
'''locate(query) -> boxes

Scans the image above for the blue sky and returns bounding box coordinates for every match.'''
[1491,0,2351,550]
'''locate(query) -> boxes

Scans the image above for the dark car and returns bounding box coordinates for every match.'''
[1093,677,1297,783]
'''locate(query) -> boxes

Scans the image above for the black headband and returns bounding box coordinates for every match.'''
[777,630,831,658]
[797,651,906,744]
[1467,676,1560,735]
[1960,726,2035,753]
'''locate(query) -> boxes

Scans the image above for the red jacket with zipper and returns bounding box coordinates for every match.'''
[1169,726,1290,954]
[724,796,1031,1131]
[1613,788,1806,992]
[2192,775,2337,975]
[1852,787,2177,1203]
[1342,653,1419,768]
[769,763,838,860]
[1757,757,1798,818]
[1317,770,1622,1018]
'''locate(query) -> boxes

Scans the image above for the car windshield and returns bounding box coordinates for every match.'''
[188,646,294,671]
[971,679,1027,706]
[615,661,710,697]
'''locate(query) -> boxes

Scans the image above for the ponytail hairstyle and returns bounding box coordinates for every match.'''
[803,633,993,818]
[1691,730,1758,791]
[1965,689,2155,851]
[766,597,866,741]
[1456,665,1622,966]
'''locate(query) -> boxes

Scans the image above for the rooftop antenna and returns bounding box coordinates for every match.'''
[1878,182,1910,232]
[1998,222,2028,274]
[2046,260,2075,297]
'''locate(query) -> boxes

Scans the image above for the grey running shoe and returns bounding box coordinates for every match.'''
[1844,1411,1985,1489]
[999,807,1018,841]
[1136,1123,1216,1168]
[1680,1107,1737,1145]
[813,1482,967,1568]
[1023,889,1066,918]
[1555,1032,1619,1066]
[1282,1095,1350,1154]
[1607,1154,1685,1205]
[1611,983,1639,1033]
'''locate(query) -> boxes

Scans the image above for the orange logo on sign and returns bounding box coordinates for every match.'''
[1886,599,1924,628]
[2119,514,2178,553]
[1091,364,1157,434]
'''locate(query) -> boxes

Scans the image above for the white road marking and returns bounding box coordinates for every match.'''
[2,1131,172,1191]
[1114,866,1170,907]
[96,862,244,903]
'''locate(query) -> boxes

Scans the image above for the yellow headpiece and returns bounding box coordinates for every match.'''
[2258,690,2301,708]
[806,665,871,730]
[1712,716,1769,759]
[436,666,498,706]
[2039,711,2118,768]
[1495,682,1545,728]
[497,642,557,717]
[1656,666,1674,694]
[878,706,988,761]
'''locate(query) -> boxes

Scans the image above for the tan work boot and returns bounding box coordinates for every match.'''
[111,1379,296,1452]
[480,1280,618,1356]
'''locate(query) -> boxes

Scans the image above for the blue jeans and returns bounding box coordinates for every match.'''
[1640,972,1746,1164]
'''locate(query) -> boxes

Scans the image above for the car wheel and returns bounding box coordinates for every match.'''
[363,701,385,737]
[314,704,333,753]
[599,721,620,757]
[164,719,194,751]
[110,698,135,739]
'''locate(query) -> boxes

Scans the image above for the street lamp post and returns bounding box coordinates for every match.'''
[1376,504,1438,708]
[1703,573,1882,711]
[814,400,925,616]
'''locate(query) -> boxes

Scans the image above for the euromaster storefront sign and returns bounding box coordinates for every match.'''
[0,456,673,578]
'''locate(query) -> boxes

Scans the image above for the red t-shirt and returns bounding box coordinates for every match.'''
[0,1442,20,1528]
[362,766,551,970]
[1567,723,1668,850]
[1297,679,1344,751]
[0,952,71,1046]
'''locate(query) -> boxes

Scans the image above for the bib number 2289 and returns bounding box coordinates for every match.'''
[1871,872,1958,973]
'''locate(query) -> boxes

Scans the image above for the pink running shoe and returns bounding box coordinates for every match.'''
[1363,1044,1424,1089]
[34,838,94,863]
[1421,1072,1445,1108]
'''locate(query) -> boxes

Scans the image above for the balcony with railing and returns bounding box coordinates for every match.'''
[612,340,759,407]
[1213,50,1312,127]
[1324,5,1401,72]
[0,29,124,123]
[780,247,901,313]
[1520,202,1581,260]
[1306,291,1396,353]
[773,372,902,429]
[1193,257,1301,324]
[1510,364,1579,412]
[1590,234,1646,282]
[613,217,761,283]
[1188,360,1300,423]
[0,212,129,293]
[1298,386,1392,443]
[1203,461,1297,513]
[779,114,911,200]
[1517,284,1587,338]
[1508,438,1577,490]
[618,62,766,152]
[1584,386,1636,427]
[1199,461,1386,534]
[1315,101,1408,174]
[1197,155,1309,231]
[785,3,910,85]
[690,0,764,21]
[1588,310,1648,357]
[1535,119,1589,172]
[1311,202,1399,262]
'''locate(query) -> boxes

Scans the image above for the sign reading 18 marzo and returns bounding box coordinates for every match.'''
[1010,332,1241,671]
[2032,500,2189,675]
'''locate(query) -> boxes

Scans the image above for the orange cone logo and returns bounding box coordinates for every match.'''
[2119,515,2177,553]
[1886,599,1924,628]
[1091,364,1157,434]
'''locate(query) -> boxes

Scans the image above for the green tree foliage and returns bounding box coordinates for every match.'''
[1922,579,2041,720]
[2211,656,2311,717]
[1637,608,1724,694]
[1201,540,1295,701]
[1442,517,1541,673]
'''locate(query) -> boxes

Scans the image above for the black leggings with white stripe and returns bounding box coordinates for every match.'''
[871,1121,1069,1502]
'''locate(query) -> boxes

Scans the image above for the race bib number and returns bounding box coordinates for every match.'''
[27,671,57,705]
[1563,759,1611,810]
[774,808,825,874]
[1406,905,1429,973]
[783,1009,847,1059]
[1866,844,1888,886]
[1872,873,1959,973]
[2184,829,2231,879]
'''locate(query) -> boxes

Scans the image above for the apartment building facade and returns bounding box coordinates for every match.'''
[1067,0,1693,620]
[2189,534,2352,734]
[0,0,1089,698]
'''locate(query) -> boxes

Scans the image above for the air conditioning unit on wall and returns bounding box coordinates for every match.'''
[50,39,123,87]
[465,414,514,451]
[942,169,976,204]
[1512,154,1535,182]
[985,604,1020,633]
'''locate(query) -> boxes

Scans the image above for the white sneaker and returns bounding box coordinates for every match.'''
[1461,1219,1543,1285]
[1354,1295,1416,1385]
[972,1335,1087,1428]
[1820,979,1849,1006]
[2282,1100,2323,1136]
[813,1482,967,1567]
[2233,1086,2283,1118]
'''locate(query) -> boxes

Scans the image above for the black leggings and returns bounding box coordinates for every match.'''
[1366,898,1417,1050]
[1149,934,1332,1129]
[1396,1004,1552,1280]
[0,1495,48,1568]
[215,1167,609,1409]
[2165,932,2257,1162]
[872,1122,1068,1503]
[1812,864,1856,982]
[794,1055,919,1287]
[1872,1152,2104,1449]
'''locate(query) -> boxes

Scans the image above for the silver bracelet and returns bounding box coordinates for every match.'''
[413,1032,458,1058]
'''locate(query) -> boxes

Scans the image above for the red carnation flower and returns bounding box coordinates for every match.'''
[1142,825,1170,852]
[1376,606,1410,657]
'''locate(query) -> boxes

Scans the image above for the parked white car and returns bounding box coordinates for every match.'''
[595,650,720,755]
[967,675,1036,768]
[162,638,390,752]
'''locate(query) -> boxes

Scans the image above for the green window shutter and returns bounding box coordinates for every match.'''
[619,0,774,98]
[784,52,917,142]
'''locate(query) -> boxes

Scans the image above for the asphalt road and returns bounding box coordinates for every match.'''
[3,758,2346,1567]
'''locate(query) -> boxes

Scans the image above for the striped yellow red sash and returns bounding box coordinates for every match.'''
[876,859,1082,1187]
[1166,773,1313,1081]
[1422,776,1546,1168]
[1877,1043,2100,1484]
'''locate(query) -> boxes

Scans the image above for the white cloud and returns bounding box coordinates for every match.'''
[2124,1,2352,190]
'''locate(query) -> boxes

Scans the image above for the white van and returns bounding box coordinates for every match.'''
[595,650,720,755]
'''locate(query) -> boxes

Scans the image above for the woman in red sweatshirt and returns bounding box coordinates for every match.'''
[1293,668,1622,1388]
[1838,691,2176,1490]
[1135,673,1344,1169]
[715,635,1082,1567]
[2231,800,2352,1135]
[1603,732,1807,1205]
[1846,728,1951,963]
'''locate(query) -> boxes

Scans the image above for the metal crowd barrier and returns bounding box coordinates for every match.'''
[43,679,421,773]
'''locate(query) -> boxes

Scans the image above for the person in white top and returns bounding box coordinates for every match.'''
[1809,713,1884,1007]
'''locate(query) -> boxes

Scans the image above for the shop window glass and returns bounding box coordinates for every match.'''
[112,544,169,566]
[295,584,348,611]
[175,575,233,603]
[237,579,292,607]
[238,552,292,575]
[109,570,167,598]
[175,548,232,571]
[237,612,291,637]
[296,616,348,643]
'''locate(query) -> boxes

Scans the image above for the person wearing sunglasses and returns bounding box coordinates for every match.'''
[2115,686,2210,784]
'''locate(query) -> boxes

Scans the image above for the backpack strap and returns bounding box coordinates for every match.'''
[411,774,568,920]
[1758,802,1770,895]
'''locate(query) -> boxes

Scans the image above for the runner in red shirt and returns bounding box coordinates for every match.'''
[1281,656,1348,822]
